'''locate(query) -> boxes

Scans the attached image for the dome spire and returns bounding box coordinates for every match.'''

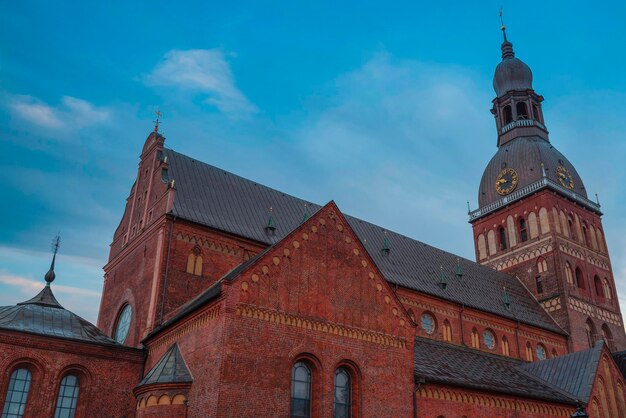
[44,235,60,286]
[499,8,515,59]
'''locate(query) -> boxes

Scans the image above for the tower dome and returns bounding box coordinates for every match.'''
[493,36,533,97]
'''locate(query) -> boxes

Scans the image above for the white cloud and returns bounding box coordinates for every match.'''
[7,94,110,130]
[145,49,257,117]
[0,273,100,298]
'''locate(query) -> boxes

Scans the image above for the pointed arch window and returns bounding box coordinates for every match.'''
[186,246,203,276]
[536,257,548,273]
[501,336,510,356]
[291,362,311,418]
[114,304,132,344]
[585,319,596,348]
[602,278,612,301]
[333,368,351,418]
[601,324,614,351]
[575,267,586,290]
[582,222,590,247]
[470,328,480,349]
[567,217,577,241]
[565,262,574,284]
[498,226,508,251]
[518,218,528,242]
[442,320,452,342]
[1,368,32,418]
[525,342,534,362]
[516,102,529,119]
[54,374,80,418]
[594,275,604,298]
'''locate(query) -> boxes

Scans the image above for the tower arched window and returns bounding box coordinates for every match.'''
[516,102,529,119]
[601,324,614,351]
[498,226,508,251]
[333,368,351,418]
[532,103,542,123]
[54,374,80,418]
[602,278,612,301]
[114,304,132,344]
[518,218,528,242]
[536,257,548,274]
[503,105,513,125]
[585,319,596,348]
[582,222,590,247]
[575,267,586,290]
[291,362,311,418]
[564,262,574,285]
[567,217,577,241]
[594,275,604,298]
[1,368,32,418]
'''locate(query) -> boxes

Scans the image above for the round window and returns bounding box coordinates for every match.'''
[114,304,132,343]
[536,344,547,361]
[421,313,436,334]
[483,330,496,349]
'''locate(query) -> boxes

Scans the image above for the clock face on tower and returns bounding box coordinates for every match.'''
[495,168,519,195]
[556,165,575,189]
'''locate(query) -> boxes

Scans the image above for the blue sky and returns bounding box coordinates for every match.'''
[1,1,626,323]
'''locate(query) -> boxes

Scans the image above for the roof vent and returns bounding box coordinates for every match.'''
[264,207,276,235]
[437,266,447,290]
[381,231,390,257]
[455,258,463,279]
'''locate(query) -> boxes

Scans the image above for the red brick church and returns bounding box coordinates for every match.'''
[2,28,626,418]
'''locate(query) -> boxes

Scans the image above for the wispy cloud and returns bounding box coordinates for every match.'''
[7,95,110,130]
[0,273,100,298]
[145,49,257,117]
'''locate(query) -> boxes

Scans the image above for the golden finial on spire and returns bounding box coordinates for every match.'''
[154,109,162,133]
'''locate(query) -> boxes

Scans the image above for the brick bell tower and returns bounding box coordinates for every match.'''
[469,26,626,353]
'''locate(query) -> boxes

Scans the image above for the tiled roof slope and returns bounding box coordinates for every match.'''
[163,149,564,334]
[0,286,119,346]
[613,350,626,381]
[413,337,576,404]
[520,341,604,403]
[138,343,193,387]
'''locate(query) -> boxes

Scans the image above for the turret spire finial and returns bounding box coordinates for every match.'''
[154,109,162,133]
[45,235,60,286]
[499,7,515,59]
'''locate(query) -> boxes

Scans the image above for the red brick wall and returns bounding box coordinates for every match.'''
[0,331,144,418]
[471,189,626,352]
[416,384,575,418]
[586,349,626,418]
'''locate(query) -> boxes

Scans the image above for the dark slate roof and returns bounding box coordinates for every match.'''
[163,149,564,334]
[520,341,604,403]
[0,286,119,346]
[612,350,626,381]
[137,343,192,387]
[413,337,576,405]
[478,135,588,207]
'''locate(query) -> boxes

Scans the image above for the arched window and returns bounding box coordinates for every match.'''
[503,105,513,125]
[575,267,586,290]
[333,368,351,418]
[535,276,543,294]
[518,218,528,242]
[1,368,32,418]
[565,262,574,284]
[516,102,529,119]
[442,320,452,342]
[596,229,606,253]
[536,344,547,361]
[114,304,132,344]
[186,246,203,276]
[601,324,614,351]
[291,362,311,418]
[525,342,534,362]
[54,374,80,418]
[594,275,604,298]
[501,336,510,356]
[567,217,577,241]
[532,103,542,123]
[551,348,558,358]
[537,258,545,273]
[582,222,589,247]
[603,278,612,301]
[585,319,596,348]
[498,226,508,251]
[470,328,480,349]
